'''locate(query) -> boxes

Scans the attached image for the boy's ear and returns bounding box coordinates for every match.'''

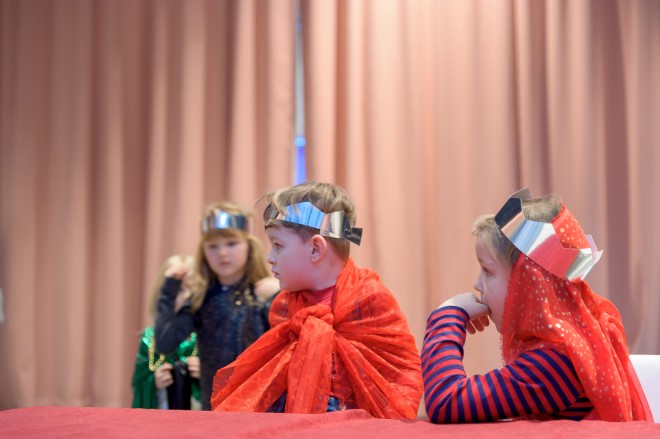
[310,234,328,261]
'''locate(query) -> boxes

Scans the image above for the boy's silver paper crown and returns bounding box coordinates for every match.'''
[268,201,363,245]
[494,188,602,282]
[201,210,248,234]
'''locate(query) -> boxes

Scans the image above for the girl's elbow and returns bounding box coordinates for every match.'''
[426,407,448,424]
[424,398,450,424]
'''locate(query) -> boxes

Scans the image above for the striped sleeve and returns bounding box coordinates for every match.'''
[421,307,590,423]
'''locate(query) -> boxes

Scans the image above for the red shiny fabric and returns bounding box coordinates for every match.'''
[211,258,423,419]
[502,206,653,421]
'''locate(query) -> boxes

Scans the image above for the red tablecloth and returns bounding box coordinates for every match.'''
[0,406,658,438]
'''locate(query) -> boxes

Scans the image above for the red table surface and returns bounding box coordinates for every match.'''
[1,406,658,438]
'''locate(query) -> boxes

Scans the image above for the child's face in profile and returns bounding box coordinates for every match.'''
[473,238,512,332]
[265,225,313,292]
[203,234,249,285]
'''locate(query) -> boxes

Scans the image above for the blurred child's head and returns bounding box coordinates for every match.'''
[190,202,270,310]
[471,194,563,330]
[261,182,361,291]
[148,254,195,319]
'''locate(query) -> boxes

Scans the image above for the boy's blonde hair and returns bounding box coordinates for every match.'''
[188,201,271,312]
[472,194,562,265]
[263,181,357,260]
[148,254,195,319]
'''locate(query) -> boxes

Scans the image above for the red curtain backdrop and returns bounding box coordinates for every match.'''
[301,0,660,381]
[0,0,294,408]
[1,0,658,409]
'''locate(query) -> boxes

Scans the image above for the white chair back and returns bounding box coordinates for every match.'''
[630,354,660,422]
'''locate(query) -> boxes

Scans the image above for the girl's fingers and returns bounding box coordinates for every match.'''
[469,315,490,333]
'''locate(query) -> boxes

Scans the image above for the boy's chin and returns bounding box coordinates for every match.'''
[278,282,305,293]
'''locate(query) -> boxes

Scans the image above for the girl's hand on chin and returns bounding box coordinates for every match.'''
[439,292,490,334]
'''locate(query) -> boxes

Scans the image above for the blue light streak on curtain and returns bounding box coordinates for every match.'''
[294,0,306,184]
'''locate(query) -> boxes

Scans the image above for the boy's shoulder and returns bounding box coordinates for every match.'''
[340,262,396,300]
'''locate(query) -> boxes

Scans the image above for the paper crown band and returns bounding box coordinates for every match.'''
[201,209,248,234]
[267,201,363,245]
[494,188,602,282]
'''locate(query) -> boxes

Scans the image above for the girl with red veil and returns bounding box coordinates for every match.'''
[422,189,653,423]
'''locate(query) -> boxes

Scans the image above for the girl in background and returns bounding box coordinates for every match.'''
[155,202,280,410]
[131,254,201,409]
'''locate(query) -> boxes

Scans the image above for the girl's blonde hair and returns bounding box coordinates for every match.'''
[262,181,357,260]
[472,194,563,265]
[148,254,195,319]
[187,201,271,312]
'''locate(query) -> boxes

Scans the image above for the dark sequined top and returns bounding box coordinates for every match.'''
[155,277,276,410]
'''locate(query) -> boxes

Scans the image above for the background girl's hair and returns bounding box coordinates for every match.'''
[148,254,195,319]
[187,201,271,312]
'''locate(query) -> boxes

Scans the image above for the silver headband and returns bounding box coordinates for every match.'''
[268,201,362,245]
[494,188,602,282]
[201,210,248,234]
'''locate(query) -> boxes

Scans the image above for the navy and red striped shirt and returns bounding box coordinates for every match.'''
[421,306,593,423]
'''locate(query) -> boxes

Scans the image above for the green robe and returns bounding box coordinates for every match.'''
[131,326,201,409]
